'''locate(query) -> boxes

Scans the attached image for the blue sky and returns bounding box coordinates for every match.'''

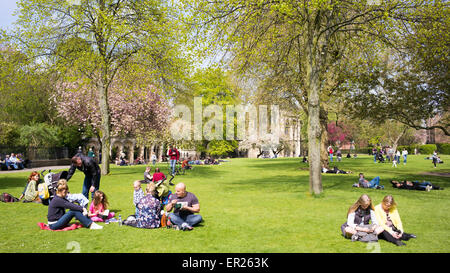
[0,0,19,30]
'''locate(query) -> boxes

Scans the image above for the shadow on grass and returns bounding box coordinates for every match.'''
[0,176,27,191]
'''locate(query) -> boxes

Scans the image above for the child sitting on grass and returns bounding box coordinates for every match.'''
[88,191,115,222]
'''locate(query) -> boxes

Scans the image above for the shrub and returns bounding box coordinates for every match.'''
[437,143,450,155]
[419,144,437,155]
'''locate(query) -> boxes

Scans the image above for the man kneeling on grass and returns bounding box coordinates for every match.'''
[166,183,202,231]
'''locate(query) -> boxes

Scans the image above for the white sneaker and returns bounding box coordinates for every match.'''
[90,222,103,229]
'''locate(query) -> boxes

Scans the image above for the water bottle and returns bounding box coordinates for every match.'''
[118,214,122,226]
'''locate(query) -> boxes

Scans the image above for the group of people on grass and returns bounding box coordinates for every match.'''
[342,194,416,246]
[15,150,203,231]
[0,153,29,170]
[5,146,445,247]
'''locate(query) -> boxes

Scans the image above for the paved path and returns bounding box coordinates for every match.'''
[0,166,71,174]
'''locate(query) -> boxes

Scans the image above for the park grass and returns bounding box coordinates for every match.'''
[0,154,449,253]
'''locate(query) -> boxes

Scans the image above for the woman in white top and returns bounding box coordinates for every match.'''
[341,194,384,239]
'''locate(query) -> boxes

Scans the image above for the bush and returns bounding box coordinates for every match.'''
[419,144,437,155]
[397,145,416,154]
[437,143,450,155]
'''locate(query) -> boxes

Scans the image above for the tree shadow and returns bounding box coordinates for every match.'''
[0,176,27,191]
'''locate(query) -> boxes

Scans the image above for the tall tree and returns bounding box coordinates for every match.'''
[10,0,189,174]
[344,1,449,136]
[53,77,170,151]
[182,0,442,195]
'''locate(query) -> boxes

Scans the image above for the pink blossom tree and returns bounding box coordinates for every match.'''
[327,122,352,147]
[52,80,170,158]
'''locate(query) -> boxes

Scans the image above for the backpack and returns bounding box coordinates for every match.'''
[0,193,19,203]
[352,231,379,243]
[38,182,49,200]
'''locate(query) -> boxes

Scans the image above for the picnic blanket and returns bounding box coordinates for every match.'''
[37,222,84,231]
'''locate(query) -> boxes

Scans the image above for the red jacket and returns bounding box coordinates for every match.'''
[168,148,180,160]
[152,172,166,182]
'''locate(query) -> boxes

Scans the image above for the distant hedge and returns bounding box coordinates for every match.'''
[417,144,437,155]
[437,143,450,154]
[339,143,449,155]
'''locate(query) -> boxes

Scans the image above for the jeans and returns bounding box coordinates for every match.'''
[82,174,100,200]
[415,181,432,190]
[169,213,202,227]
[66,193,89,208]
[403,155,407,163]
[49,210,92,230]
[330,154,333,162]
[369,176,380,188]
[135,206,140,218]
[170,159,177,175]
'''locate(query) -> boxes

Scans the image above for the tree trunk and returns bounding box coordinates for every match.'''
[98,83,111,175]
[306,45,323,195]
[320,107,329,168]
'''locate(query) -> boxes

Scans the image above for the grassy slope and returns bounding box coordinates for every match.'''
[0,154,449,253]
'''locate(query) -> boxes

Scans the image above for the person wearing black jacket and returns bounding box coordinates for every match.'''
[67,154,101,200]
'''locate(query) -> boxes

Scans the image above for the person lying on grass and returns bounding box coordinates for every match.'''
[390,180,443,191]
[322,166,352,174]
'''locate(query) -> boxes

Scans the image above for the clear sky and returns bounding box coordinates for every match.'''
[0,0,19,30]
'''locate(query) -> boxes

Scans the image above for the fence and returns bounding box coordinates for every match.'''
[0,146,76,160]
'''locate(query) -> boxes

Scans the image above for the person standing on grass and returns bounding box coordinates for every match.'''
[66,153,101,200]
[432,151,439,168]
[328,146,334,162]
[166,183,202,231]
[374,195,416,246]
[168,145,180,176]
[402,148,408,165]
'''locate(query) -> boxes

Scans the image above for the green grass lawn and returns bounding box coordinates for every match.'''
[0,154,449,253]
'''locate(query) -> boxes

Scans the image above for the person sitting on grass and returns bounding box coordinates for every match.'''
[143,166,152,184]
[47,181,103,230]
[88,190,115,222]
[152,167,166,183]
[341,194,384,242]
[374,195,416,246]
[166,183,202,231]
[124,183,161,229]
[181,158,192,170]
[19,171,42,203]
[353,173,384,189]
[390,180,443,191]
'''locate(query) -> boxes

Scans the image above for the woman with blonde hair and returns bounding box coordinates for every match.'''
[341,194,384,241]
[375,195,416,246]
